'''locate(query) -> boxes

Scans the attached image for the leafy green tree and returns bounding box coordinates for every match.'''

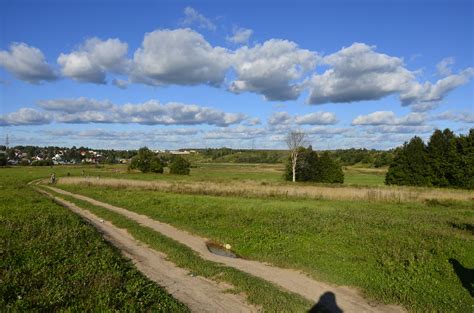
[385,136,433,186]
[169,156,191,175]
[285,146,344,183]
[129,147,163,173]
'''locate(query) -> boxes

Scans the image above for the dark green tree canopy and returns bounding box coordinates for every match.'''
[386,128,473,189]
[169,156,191,175]
[129,147,163,173]
[284,146,344,183]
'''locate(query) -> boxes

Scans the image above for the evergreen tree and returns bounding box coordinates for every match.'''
[318,151,344,183]
[385,136,433,186]
[455,129,474,189]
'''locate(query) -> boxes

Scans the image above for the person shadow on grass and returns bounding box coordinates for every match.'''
[449,258,473,297]
[308,292,343,313]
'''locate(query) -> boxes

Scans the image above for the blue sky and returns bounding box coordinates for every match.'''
[0,0,473,150]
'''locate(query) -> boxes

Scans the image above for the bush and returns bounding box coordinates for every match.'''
[31,159,53,166]
[0,153,6,166]
[284,146,344,183]
[129,147,163,173]
[20,159,30,166]
[169,156,191,175]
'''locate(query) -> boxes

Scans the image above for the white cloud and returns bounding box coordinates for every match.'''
[57,37,129,84]
[119,100,245,126]
[180,7,216,31]
[352,111,426,126]
[308,43,473,111]
[0,43,57,83]
[9,97,249,127]
[0,108,51,126]
[112,78,129,89]
[203,125,266,139]
[38,97,113,113]
[399,68,474,111]
[436,57,455,77]
[308,43,413,105]
[366,125,434,134]
[295,112,338,125]
[230,39,317,101]
[433,111,474,123]
[268,111,292,125]
[131,28,229,86]
[227,27,253,44]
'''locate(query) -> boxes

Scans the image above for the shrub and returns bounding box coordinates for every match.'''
[0,153,6,166]
[169,156,191,175]
[129,147,163,173]
[31,159,54,166]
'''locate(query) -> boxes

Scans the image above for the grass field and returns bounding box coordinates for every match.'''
[55,182,474,312]
[2,164,474,312]
[0,167,187,311]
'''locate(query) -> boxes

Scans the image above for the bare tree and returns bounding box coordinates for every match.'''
[285,131,306,182]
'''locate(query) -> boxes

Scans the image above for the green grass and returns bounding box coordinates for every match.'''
[47,163,386,186]
[0,168,187,311]
[57,182,474,312]
[42,187,312,312]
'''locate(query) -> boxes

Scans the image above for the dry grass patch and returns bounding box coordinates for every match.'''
[57,177,474,203]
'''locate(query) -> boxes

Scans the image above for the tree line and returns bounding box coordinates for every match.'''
[386,128,474,189]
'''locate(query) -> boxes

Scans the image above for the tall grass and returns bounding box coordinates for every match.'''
[59,176,474,203]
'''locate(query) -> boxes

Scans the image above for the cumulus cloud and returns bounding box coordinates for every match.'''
[399,68,474,111]
[352,111,426,126]
[436,57,455,77]
[0,108,51,126]
[203,125,266,139]
[57,37,129,84]
[267,111,338,126]
[131,28,229,86]
[366,125,434,134]
[268,111,292,125]
[227,27,253,44]
[229,39,317,101]
[308,43,413,105]
[112,78,129,89]
[0,43,57,83]
[433,111,474,123]
[119,100,245,126]
[37,97,113,113]
[180,7,216,31]
[308,43,473,111]
[8,97,249,127]
[295,112,338,125]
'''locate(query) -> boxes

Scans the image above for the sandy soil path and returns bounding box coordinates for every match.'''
[36,187,257,313]
[42,184,405,313]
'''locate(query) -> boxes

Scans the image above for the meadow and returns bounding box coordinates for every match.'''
[2,163,474,312]
[0,166,187,311]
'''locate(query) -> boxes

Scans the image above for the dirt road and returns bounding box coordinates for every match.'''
[40,184,404,313]
[36,187,257,313]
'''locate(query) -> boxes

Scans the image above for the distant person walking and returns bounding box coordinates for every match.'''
[50,172,56,184]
